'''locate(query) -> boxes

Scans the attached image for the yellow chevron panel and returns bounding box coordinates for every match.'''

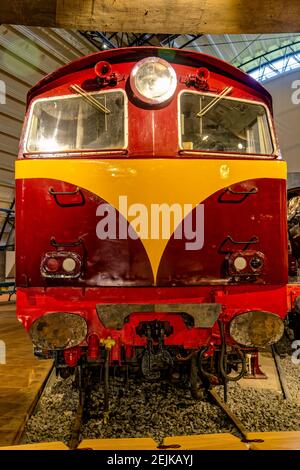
[16,158,286,281]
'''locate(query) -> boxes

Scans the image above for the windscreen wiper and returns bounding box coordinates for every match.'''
[197,86,233,118]
[70,84,110,114]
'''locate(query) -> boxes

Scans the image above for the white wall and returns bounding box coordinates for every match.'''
[264,70,300,182]
[0,25,97,212]
[0,26,97,253]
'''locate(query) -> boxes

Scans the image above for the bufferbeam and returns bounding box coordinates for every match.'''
[1,1,300,33]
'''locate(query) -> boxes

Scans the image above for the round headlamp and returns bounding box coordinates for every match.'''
[230,310,284,348]
[30,312,87,350]
[130,57,177,104]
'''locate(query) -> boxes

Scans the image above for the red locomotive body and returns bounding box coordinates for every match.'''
[15,47,294,386]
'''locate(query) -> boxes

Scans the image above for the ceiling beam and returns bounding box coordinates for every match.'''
[1,1,300,33]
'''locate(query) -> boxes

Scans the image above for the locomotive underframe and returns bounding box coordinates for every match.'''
[16,283,296,386]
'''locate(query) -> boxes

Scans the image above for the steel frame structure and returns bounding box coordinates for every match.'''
[79,31,300,83]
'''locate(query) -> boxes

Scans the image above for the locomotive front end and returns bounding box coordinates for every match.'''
[15,47,288,389]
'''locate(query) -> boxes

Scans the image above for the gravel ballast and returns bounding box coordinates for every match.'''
[22,376,79,444]
[81,379,233,443]
[23,337,300,445]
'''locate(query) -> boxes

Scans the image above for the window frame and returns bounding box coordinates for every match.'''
[177,89,278,159]
[24,88,128,156]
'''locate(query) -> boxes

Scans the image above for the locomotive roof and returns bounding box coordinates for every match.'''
[27,46,272,109]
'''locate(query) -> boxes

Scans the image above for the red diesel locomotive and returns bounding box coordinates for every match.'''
[15,47,296,394]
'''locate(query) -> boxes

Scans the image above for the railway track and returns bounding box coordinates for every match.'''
[207,345,293,443]
[68,388,86,450]
[66,385,260,449]
[21,348,294,449]
[15,365,55,445]
[65,378,254,449]
[207,388,269,445]
[208,388,249,440]
[207,345,293,444]
[18,366,85,449]
[271,344,293,401]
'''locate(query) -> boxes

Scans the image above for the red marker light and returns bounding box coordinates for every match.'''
[196,67,210,82]
[95,61,112,78]
[45,257,60,272]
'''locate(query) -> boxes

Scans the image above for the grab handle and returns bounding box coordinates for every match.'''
[226,187,258,196]
[49,187,85,207]
[219,235,259,254]
[226,235,259,245]
[218,186,258,203]
[49,187,80,196]
[50,237,83,248]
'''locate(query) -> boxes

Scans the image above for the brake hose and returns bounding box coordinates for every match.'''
[218,320,246,381]
[198,346,218,380]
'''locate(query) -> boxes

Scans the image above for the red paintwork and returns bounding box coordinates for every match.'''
[27,47,273,109]
[87,333,100,360]
[16,47,291,364]
[17,284,288,354]
[15,179,154,287]
[16,177,287,287]
[158,178,288,286]
[64,347,81,367]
